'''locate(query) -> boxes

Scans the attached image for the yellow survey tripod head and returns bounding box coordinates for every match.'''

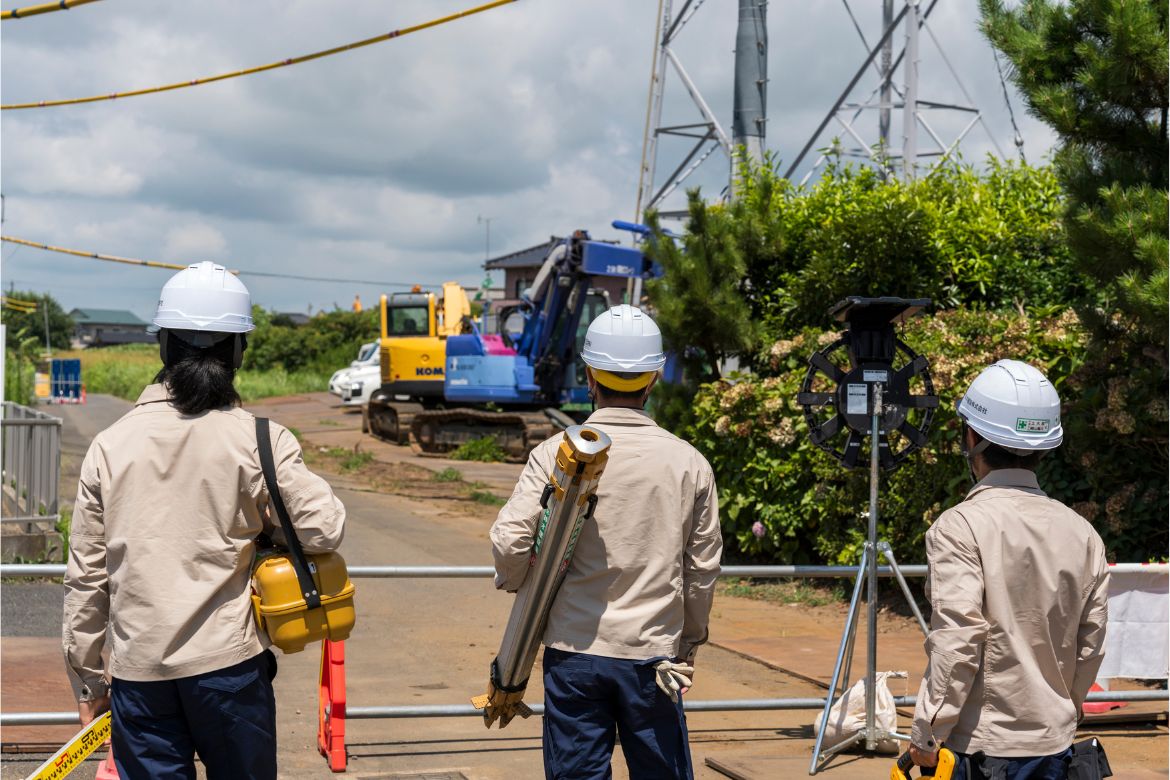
[891,747,956,780]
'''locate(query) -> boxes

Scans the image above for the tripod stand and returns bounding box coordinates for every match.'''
[809,382,930,775]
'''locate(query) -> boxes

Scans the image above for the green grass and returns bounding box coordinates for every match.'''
[57,344,329,403]
[469,489,506,507]
[432,467,464,483]
[340,451,375,473]
[451,436,507,463]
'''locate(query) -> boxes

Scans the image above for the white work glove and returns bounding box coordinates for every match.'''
[653,660,694,702]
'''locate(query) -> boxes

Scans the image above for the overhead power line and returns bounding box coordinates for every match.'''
[1,0,102,21]
[1,235,433,289]
[1,0,517,110]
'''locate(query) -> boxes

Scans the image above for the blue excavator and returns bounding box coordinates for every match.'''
[370,227,662,459]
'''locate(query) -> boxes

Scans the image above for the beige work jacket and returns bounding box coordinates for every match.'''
[491,407,722,662]
[911,469,1109,757]
[63,384,345,688]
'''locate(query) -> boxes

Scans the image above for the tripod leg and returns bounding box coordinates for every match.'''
[879,542,929,636]
[809,546,869,776]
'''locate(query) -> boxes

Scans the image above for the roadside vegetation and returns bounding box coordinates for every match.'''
[2,305,379,406]
[646,0,1167,567]
[451,436,508,463]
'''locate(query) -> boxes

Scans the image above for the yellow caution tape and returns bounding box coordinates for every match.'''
[2,0,517,110]
[1,235,216,273]
[2,295,39,311]
[2,0,101,21]
[25,712,111,780]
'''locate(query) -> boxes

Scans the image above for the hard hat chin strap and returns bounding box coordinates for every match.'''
[960,419,990,484]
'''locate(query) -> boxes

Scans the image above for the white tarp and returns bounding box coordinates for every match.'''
[1097,566,1169,680]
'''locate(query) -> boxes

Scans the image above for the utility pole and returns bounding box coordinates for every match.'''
[732,0,768,173]
[476,215,495,262]
[879,0,894,152]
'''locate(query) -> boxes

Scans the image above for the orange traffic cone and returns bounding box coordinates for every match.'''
[1082,682,1127,715]
[95,747,119,779]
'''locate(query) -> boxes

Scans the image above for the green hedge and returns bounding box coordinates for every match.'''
[688,308,1166,566]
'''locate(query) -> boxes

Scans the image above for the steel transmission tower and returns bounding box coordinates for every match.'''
[785,0,1012,184]
[634,0,768,223]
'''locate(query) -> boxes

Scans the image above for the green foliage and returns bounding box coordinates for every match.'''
[63,343,330,403]
[981,0,1168,348]
[644,156,1078,436]
[690,308,1165,565]
[4,328,40,405]
[739,157,1079,342]
[451,436,507,463]
[0,291,74,350]
[469,489,506,507]
[245,307,378,375]
[432,467,464,483]
[340,451,375,473]
[644,193,759,382]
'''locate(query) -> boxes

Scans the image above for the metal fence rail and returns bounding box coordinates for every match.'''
[0,402,62,526]
[2,562,1165,730]
[4,690,1166,727]
[4,563,1166,579]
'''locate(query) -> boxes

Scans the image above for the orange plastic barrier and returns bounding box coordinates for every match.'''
[318,639,347,772]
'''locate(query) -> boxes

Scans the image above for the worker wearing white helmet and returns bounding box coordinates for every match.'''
[909,360,1109,779]
[491,304,722,779]
[63,262,345,779]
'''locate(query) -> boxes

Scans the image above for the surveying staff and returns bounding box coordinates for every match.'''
[63,262,346,779]
[909,360,1109,779]
[491,304,722,780]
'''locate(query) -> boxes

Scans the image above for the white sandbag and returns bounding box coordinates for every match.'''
[813,671,904,755]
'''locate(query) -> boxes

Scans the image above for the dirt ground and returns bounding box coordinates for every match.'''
[1,392,1165,780]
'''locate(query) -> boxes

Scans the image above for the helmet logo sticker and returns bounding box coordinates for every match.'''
[964,396,988,415]
[1015,418,1051,433]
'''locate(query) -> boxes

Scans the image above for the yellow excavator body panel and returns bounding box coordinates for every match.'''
[376,282,470,399]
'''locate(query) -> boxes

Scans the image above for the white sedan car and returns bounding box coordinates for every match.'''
[329,342,380,407]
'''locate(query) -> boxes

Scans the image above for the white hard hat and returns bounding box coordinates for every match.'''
[957,359,1063,453]
[581,304,666,376]
[149,261,254,334]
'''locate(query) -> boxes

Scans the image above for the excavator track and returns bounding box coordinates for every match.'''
[365,397,424,445]
[409,408,564,461]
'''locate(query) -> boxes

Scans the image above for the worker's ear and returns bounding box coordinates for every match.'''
[640,373,659,405]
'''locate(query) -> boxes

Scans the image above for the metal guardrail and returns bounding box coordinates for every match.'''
[0,402,62,527]
[1,562,1165,729]
[4,690,1167,727]
[4,563,1166,579]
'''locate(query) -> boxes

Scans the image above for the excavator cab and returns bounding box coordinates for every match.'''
[364,283,470,443]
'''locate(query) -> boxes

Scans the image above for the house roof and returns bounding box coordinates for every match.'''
[483,238,559,270]
[69,308,149,327]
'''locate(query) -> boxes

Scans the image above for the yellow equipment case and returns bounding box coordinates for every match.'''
[253,417,356,654]
[252,551,355,654]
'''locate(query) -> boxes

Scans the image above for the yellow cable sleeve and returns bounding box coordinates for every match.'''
[1,235,238,274]
[1,0,101,21]
[2,0,517,110]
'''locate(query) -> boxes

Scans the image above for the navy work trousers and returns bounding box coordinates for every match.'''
[542,647,692,780]
[110,652,277,780]
[953,747,1074,780]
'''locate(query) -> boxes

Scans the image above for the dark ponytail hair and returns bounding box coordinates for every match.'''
[155,331,243,415]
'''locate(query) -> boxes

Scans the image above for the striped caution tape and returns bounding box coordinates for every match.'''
[2,295,39,312]
[25,711,111,780]
[2,0,102,21]
[2,0,517,110]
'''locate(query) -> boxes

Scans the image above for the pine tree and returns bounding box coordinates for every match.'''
[980,0,1168,349]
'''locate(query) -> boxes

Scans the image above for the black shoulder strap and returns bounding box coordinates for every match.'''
[255,416,322,610]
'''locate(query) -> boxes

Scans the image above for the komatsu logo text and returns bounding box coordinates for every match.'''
[416,367,444,376]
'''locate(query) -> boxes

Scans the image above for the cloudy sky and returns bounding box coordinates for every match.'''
[1,0,1056,320]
